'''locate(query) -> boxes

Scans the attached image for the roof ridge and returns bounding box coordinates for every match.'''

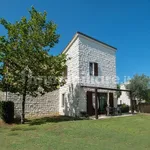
[76,31,117,50]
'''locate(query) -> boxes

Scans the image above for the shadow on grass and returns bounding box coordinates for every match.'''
[27,116,86,126]
[11,126,37,131]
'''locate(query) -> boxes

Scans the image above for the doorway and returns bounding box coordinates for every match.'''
[87,91,114,116]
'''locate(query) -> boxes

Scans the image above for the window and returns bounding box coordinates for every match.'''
[89,62,98,76]
[62,93,65,107]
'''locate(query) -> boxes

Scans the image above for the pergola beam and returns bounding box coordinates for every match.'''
[95,88,98,119]
[81,85,131,92]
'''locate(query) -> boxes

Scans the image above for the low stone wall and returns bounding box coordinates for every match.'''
[0,92,6,101]
[0,90,59,118]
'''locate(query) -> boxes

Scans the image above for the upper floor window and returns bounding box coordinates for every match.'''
[89,62,98,76]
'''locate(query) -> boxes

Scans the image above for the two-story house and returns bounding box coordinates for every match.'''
[59,32,117,117]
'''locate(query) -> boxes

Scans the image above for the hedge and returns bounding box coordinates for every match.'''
[0,101,14,123]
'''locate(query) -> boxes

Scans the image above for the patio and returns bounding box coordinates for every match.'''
[89,113,135,120]
[81,85,134,119]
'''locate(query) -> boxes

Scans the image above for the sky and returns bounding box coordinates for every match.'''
[0,0,150,83]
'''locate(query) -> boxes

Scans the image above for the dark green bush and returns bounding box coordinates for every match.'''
[0,101,14,123]
[120,103,129,113]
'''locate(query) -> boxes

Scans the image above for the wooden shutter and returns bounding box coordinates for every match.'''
[89,62,93,76]
[87,91,95,116]
[94,63,98,76]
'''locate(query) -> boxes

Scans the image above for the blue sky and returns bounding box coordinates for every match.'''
[0,0,150,82]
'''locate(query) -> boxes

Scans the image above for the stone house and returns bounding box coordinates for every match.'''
[0,32,117,118]
[59,32,117,116]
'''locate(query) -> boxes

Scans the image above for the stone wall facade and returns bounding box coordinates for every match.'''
[0,90,59,118]
[78,35,117,112]
[78,35,116,88]
[59,37,80,116]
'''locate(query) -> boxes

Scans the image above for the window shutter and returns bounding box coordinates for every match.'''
[94,63,98,76]
[89,62,93,76]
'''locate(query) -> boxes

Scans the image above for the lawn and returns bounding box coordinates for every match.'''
[0,114,150,150]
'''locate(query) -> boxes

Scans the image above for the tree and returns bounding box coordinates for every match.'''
[0,7,66,123]
[116,84,121,99]
[126,74,150,103]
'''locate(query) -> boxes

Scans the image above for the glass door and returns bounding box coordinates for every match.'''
[98,93,107,114]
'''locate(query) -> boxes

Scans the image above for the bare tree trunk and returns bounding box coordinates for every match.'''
[21,75,28,124]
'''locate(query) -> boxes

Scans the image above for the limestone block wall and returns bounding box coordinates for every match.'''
[0,91,6,101]
[3,90,59,118]
[78,36,117,88]
[59,38,80,115]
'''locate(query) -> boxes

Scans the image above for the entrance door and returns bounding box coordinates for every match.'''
[87,91,107,116]
[87,92,114,116]
[98,93,107,114]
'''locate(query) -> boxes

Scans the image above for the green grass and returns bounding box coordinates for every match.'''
[0,114,150,150]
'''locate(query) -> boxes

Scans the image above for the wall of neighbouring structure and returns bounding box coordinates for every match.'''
[118,83,131,106]
[0,90,59,118]
[139,103,150,113]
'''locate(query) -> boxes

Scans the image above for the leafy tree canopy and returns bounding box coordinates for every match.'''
[0,7,66,123]
[126,74,150,102]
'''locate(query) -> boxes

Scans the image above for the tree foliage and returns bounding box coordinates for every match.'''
[0,7,66,123]
[116,84,121,99]
[126,74,150,102]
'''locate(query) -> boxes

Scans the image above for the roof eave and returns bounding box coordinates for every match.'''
[62,32,117,54]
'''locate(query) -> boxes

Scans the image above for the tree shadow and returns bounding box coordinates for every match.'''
[27,115,84,126]
[63,84,86,117]
[10,126,37,131]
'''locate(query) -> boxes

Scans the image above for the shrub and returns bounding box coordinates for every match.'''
[0,101,14,123]
[120,103,129,113]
